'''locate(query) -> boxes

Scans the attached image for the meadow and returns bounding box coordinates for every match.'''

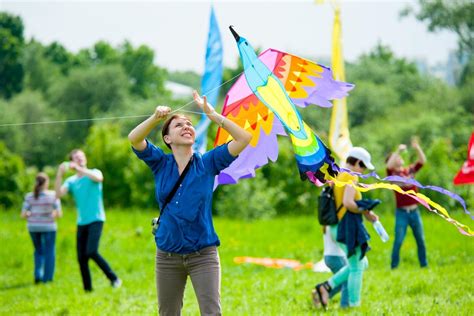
[1,209,473,315]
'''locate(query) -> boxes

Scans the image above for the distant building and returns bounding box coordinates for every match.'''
[414,51,468,85]
[165,81,194,99]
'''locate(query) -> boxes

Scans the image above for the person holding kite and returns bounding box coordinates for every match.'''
[128,91,251,315]
[386,137,428,269]
[313,147,379,309]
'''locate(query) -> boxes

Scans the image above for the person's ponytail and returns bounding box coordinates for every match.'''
[34,173,49,199]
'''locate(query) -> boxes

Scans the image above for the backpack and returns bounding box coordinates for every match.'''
[317,185,343,225]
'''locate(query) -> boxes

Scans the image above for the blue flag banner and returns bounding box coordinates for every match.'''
[193,6,223,154]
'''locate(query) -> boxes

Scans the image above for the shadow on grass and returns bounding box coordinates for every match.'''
[0,282,32,291]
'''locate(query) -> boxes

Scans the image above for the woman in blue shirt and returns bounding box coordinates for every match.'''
[129,91,251,315]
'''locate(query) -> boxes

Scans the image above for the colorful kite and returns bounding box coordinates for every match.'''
[214,27,473,236]
[214,26,353,186]
[454,132,474,185]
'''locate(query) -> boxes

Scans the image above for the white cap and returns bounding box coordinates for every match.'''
[347,147,375,170]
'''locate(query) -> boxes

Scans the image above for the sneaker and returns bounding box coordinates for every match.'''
[112,278,122,288]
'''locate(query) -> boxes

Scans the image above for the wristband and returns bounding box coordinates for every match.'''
[210,110,225,127]
[219,115,225,128]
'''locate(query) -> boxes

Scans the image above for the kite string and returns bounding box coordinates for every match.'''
[0,71,243,128]
[168,71,243,115]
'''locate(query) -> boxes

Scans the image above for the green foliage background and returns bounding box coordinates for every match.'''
[0,8,473,221]
[0,3,473,314]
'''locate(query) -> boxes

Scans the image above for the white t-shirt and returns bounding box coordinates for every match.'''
[323,226,345,257]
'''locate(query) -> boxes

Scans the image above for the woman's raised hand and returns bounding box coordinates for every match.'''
[154,106,171,121]
[193,90,215,115]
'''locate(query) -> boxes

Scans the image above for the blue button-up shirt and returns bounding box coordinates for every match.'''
[133,139,236,254]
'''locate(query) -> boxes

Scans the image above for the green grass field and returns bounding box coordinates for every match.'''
[1,209,473,315]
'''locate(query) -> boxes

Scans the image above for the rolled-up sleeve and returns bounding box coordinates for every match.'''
[54,198,61,210]
[203,143,237,175]
[132,139,166,174]
[22,196,31,211]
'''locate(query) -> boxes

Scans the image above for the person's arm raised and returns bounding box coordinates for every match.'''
[55,163,68,198]
[128,106,171,151]
[70,164,104,182]
[386,144,406,170]
[193,91,251,157]
[412,137,426,165]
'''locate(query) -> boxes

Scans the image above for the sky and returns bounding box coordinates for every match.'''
[1,0,459,73]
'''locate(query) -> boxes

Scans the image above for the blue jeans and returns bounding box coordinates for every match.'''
[324,255,349,308]
[29,231,56,283]
[391,208,427,268]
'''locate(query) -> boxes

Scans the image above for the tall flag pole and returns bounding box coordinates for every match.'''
[328,3,352,161]
[193,6,223,154]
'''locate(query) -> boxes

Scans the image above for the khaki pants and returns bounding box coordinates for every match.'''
[156,246,221,316]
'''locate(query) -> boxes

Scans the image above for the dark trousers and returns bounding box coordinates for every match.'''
[77,221,117,291]
[29,231,56,283]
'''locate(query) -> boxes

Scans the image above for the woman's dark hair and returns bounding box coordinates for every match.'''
[346,156,366,169]
[346,156,359,166]
[34,172,49,199]
[161,114,191,149]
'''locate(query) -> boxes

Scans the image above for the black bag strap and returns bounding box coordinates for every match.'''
[159,156,193,218]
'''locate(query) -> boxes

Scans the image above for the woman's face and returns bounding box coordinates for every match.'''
[395,154,404,168]
[351,160,367,173]
[164,117,195,148]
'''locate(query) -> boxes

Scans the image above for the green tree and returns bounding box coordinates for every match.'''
[44,41,74,75]
[84,122,158,208]
[346,43,426,127]
[49,65,128,145]
[402,0,474,87]
[0,13,25,99]
[0,91,66,168]
[120,41,167,98]
[0,142,27,209]
[215,176,283,220]
[84,123,132,207]
[168,70,201,90]
[22,40,62,93]
[402,0,474,57]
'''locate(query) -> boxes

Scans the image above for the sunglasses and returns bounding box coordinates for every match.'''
[358,160,366,169]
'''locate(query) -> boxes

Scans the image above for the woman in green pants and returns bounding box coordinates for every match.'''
[313,147,379,309]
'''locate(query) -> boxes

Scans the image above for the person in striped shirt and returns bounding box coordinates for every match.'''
[21,172,62,284]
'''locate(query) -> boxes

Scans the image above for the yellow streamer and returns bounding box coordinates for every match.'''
[328,173,474,236]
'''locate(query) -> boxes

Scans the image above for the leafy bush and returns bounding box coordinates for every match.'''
[0,142,27,209]
[215,176,283,220]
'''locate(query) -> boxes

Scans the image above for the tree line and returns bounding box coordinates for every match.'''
[1,2,473,218]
